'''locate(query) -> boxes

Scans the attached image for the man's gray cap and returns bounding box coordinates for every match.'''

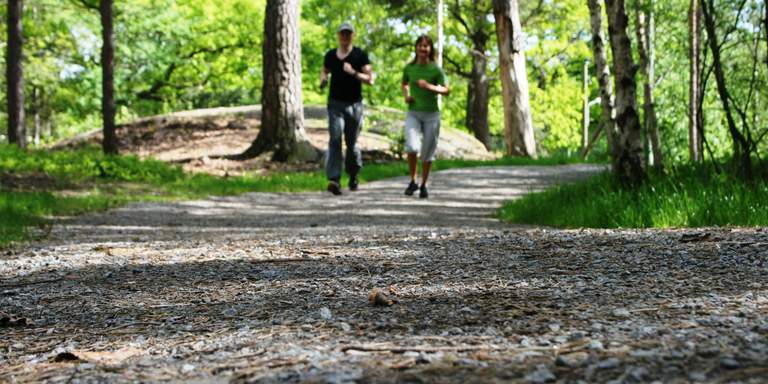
[338,22,355,33]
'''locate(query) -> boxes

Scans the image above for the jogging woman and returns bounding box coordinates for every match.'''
[401,35,450,199]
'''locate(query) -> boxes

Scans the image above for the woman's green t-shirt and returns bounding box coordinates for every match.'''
[402,62,446,112]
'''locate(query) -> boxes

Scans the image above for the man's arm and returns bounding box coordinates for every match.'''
[343,63,374,85]
[320,67,329,89]
[357,64,374,85]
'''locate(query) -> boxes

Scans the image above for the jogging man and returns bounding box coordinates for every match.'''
[320,22,374,195]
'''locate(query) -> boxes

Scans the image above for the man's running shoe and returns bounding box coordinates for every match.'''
[327,181,342,196]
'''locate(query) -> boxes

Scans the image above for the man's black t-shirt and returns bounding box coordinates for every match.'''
[324,47,370,103]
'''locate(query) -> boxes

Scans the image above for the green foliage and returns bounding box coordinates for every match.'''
[499,164,768,228]
[530,76,584,152]
[2,0,765,170]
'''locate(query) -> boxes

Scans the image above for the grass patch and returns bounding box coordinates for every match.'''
[1,144,590,246]
[498,165,768,228]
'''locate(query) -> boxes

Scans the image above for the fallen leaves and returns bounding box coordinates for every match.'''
[368,288,396,307]
[52,352,82,363]
[0,315,28,327]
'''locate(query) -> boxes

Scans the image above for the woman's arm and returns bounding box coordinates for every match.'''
[417,79,450,96]
[401,82,414,104]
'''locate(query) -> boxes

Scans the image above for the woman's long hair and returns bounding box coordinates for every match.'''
[410,35,436,64]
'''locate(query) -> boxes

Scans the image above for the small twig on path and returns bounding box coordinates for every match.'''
[341,344,507,353]
[0,277,64,288]
[253,258,320,263]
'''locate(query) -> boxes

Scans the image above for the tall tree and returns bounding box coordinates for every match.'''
[587,0,617,171]
[605,0,645,185]
[6,0,26,148]
[688,0,702,162]
[446,0,493,149]
[239,0,314,161]
[701,0,753,179]
[493,0,537,158]
[437,0,444,67]
[635,0,663,170]
[100,0,118,154]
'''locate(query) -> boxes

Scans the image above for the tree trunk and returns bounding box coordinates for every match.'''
[582,60,590,152]
[6,0,26,148]
[605,0,645,185]
[100,0,118,154]
[493,0,537,158]
[635,0,663,171]
[587,0,618,171]
[466,34,491,150]
[688,0,702,162]
[240,0,313,161]
[437,0,444,67]
[701,0,752,179]
[33,87,41,146]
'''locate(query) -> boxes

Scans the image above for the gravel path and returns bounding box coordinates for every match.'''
[2,164,767,383]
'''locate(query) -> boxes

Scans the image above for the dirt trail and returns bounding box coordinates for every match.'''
[2,164,767,383]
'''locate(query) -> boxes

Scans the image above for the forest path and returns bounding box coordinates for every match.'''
[2,164,767,383]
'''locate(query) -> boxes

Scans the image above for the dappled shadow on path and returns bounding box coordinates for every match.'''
[2,227,767,383]
[39,165,603,246]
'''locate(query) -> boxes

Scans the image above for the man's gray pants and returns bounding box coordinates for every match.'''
[326,99,364,182]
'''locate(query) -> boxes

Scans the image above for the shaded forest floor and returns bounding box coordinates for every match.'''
[1,165,767,383]
[52,105,493,177]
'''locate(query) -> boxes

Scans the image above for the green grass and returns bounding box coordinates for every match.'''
[498,165,768,228]
[0,144,589,245]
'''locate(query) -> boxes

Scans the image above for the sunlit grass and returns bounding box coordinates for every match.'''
[498,165,768,228]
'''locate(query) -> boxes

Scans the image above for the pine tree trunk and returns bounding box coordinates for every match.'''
[635,0,663,171]
[688,0,702,162]
[6,0,26,148]
[100,0,118,154]
[493,0,537,158]
[587,0,618,172]
[605,0,645,185]
[701,0,752,180]
[240,0,313,162]
[467,35,491,150]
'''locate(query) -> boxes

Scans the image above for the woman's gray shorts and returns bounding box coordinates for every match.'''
[404,110,441,162]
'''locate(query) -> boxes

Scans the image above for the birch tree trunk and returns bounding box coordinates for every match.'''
[240,0,314,162]
[437,0,444,67]
[605,0,645,185]
[6,0,26,148]
[688,0,702,162]
[635,0,663,171]
[582,60,590,152]
[587,0,618,172]
[100,0,118,154]
[33,87,41,146]
[493,0,537,158]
